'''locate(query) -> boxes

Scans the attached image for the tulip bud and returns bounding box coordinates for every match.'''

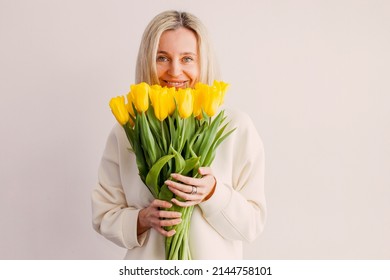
[130,82,150,113]
[203,86,220,117]
[213,80,229,105]
[109,96,129,125]
[175,88,193,119]
[149,85,174,121]
[193,83,204,119]
[166,87,176,116]
[126,91,135,117]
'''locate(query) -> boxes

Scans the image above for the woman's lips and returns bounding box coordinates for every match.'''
[163,80,189,88]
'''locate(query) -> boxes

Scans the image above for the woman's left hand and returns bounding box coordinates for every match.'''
[165,167,216,207]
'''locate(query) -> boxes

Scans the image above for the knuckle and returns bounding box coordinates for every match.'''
[157,211,164,218]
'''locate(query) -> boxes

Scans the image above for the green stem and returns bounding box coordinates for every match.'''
[160,121,167,153]
[165,205,193,260]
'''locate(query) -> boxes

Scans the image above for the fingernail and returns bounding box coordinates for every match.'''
[171,173,178,178]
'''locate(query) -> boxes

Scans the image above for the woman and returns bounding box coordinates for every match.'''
[92,10,266,259]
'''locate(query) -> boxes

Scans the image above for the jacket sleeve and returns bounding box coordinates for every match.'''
[199,110,266,242]
[91,125,148,249]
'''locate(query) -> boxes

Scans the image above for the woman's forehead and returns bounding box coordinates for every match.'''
[158,28,198,54]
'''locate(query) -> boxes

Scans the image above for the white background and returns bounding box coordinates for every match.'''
[0,0,389,259]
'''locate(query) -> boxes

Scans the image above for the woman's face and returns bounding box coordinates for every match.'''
[156,27,200,89]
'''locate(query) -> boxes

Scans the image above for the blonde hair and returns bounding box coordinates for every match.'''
[135,10,219,85]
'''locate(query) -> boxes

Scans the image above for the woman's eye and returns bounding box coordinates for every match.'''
[157,56,168,62]
[182,56,194,63]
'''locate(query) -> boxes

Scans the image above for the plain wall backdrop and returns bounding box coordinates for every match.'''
[0,0,389,259]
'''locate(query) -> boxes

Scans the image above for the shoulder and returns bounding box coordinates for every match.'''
[104,123,128,152]
[222,106,264,150]
[224,107,254,127]
[223,107,260,137]
[111,122,125,137]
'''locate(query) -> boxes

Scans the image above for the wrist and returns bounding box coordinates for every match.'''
[137,209,149,235]
[202,175,216,202]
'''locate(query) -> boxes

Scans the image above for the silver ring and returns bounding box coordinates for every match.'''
[191,186,197,195]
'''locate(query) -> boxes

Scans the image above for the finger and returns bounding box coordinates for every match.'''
[155,227,176,237]
[171,198,198,207]
[165,179,193,193]
[198,167,213,176]
[168,186,202,201]
[165,229,176,237]
[157,210,182,219]
[170,173,198,186]
[150,216,181,229]
[157,218,182,227]
[151,199,173,209]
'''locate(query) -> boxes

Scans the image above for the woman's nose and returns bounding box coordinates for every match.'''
[167,60,182,77]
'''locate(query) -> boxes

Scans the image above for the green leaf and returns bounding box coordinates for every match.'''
[184,117,195,143]
[215,127,236,149]
[123,123,134,149]
[214,122,229,142]
[140,112,160,166]
[192,122,208,154]
[169,145,185,173]
[182,157,200,176]
[178,120,186,152]
[158,184,173,202]
[162,119,170,153]
[198,111,225,166]
[203,126,236,167]
[187,123,206,155]
[146,107,167,152]
[168,115,177,150]
[201,110,210,122]
[145,154,174,198]
[129,118,148,182]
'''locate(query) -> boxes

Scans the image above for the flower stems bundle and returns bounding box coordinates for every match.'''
[109,81,235,260]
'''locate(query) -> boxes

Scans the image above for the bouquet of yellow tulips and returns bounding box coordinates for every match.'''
[109,81,235,260]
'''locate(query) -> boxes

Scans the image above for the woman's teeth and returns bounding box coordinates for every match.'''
[165,81,187,87]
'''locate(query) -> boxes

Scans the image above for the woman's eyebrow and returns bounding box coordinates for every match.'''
[157,50,197,56]
[181,52,198,56]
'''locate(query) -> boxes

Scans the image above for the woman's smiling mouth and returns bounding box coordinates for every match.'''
[162,80,189,88]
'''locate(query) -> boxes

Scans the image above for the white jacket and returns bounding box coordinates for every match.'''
[92,108,266,259]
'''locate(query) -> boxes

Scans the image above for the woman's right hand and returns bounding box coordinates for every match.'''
[137,199,182,237]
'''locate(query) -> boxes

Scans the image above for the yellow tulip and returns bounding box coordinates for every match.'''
[193,83,206,119]
[109,96,129,125]
[213,80,229,105]
[166,87,176,115]
[126,91,135,117]
[202,83,222,117]
[194,82,222,117]
[175,88,193,119]
[130,82,149,112]
[124,93,135,126]
[149,85,175,121]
